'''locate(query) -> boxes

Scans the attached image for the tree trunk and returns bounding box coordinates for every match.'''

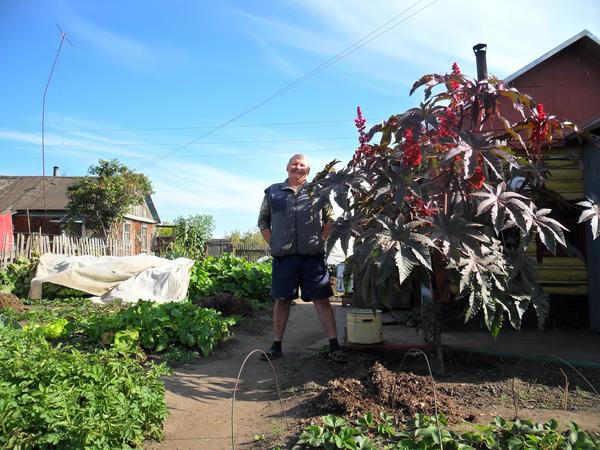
[429,254,450,375]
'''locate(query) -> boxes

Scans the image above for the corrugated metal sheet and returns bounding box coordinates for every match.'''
[0,176,79,212]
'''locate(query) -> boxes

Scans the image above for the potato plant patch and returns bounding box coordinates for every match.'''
[0,325,169,449]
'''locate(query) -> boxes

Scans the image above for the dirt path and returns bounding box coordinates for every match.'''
[146,302,341,450]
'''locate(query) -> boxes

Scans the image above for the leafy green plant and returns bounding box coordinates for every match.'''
[113,329,140,354]
[0,325,169,448]
[161,347,199,366]
[2,297,117,333]
[23,317,74,339]
[296,413,378,449]
[188,254,271,300]
[0,257,38,297]
[292,412,600,449]
[82,300,236,356]
[165,214,215,259]
[41,282,90,299]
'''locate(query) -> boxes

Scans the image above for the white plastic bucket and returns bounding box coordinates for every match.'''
[346,308,383,344]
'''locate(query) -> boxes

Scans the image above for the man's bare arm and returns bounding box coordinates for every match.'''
[321,221,333,241]
[261,228,272,244]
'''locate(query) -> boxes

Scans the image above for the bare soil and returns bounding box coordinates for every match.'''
[148,304,600,450]
[0,292,25,311]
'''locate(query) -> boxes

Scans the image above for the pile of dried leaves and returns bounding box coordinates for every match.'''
[0,292,25,311]
[309,362,464,422]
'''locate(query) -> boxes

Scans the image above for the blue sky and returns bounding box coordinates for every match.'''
[1,0,599,237]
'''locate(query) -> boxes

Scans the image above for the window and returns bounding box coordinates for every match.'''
[123,221,131,242]
[141,224,148,252]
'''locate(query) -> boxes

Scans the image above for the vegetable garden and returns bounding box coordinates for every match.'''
[2,256,600,449]
[0,254,271,448]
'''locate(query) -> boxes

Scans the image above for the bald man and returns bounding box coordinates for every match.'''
[257,154,348,363]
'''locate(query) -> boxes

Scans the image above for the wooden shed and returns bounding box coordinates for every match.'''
[504,30,600,331]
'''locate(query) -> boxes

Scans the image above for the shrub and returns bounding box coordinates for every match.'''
[165,214,215,259]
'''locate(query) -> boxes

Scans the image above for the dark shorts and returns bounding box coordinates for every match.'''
[271,254,333,301]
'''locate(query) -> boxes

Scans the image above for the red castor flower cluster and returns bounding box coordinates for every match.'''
[468,165,486,190]
[449,62,461,90]
[530,103,549,159]
[405,195,436,217]
[438,106,459,138]
[401,128,422,167]
[353,106,374,163]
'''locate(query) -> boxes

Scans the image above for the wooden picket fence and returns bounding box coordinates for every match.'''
[231,243,271,262]
[205,240,270,262]
[0,233,133,268]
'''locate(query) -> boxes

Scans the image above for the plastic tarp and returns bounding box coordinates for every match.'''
[29,253,194,303]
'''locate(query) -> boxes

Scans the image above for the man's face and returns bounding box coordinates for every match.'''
[287,157,310,185]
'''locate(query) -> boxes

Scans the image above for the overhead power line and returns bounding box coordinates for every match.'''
[133,0,439,171]
[1,117,388,133]
[0,146,353,161]
[0,136,355,148]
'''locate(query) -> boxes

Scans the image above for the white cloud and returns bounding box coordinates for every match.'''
[0,129,148,160]
[64,9,188,72]
[233,0,600,85]
[253,36,303,78]
[148,161,266,231]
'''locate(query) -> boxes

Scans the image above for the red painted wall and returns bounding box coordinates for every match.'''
[12,216,62,235]
[0,213,13,251]
[509,39,600,126]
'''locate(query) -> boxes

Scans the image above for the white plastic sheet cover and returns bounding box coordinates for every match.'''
[29,253,194,303]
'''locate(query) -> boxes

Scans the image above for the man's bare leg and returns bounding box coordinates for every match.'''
[312,298,338,339]
[273,299,292,341]
[313,298,348,363]
[260,299,291,360]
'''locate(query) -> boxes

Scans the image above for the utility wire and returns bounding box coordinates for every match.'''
[0,136,355,148]
[1,117,388,133]
[0,146,352,160]
[133,0,439,171]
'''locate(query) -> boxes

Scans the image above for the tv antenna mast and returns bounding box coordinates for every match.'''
[41,24,71,211]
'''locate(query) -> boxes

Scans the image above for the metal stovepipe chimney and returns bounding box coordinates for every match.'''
[473,43,488,81]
